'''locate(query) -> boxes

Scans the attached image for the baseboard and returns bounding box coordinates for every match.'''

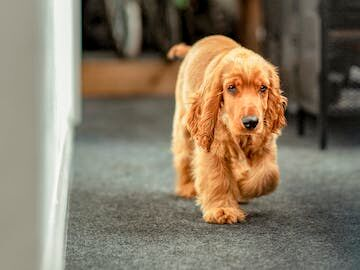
[41,128,73,270]
[82,56,179,98]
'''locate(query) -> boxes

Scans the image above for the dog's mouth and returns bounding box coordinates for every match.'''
[232,130,262,147]
[233,124,265,147]
[223,114,264,139]
[237,124,264,136]
[239,128,261,135]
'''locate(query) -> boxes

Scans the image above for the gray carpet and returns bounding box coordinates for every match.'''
[66,98,360,270]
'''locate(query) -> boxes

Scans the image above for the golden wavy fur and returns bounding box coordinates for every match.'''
[169,35,287,224]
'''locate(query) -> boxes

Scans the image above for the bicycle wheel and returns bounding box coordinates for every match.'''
[104,0,142,57]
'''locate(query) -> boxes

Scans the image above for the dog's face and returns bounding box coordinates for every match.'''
[221,60,271,136]
[186,48,287,151]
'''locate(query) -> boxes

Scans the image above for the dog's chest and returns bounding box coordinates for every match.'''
[230,155,249,182]
[228,138,266,182]
[227,142,252,182]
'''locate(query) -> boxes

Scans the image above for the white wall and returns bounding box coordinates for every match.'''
[0,1,44,269]
[41,0,81,269]
[0,0,80,269]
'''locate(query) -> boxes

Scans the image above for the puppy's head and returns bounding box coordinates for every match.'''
[187,47,287,151]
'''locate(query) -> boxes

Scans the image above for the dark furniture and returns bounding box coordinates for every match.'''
[298,0,360,149]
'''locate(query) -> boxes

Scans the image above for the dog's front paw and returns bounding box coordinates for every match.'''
[203,207,246,224]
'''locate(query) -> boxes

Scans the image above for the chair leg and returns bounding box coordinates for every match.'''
[318,111,328,150]
[319,0,329,150]
[297,108,305,136]
[319,128,327,150]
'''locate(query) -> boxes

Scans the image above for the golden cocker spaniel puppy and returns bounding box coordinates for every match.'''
[168,35,287,224]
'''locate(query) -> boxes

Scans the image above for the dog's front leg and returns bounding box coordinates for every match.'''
[194,147,246,224]
[239,150,280,200]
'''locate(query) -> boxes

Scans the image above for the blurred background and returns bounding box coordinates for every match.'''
[82,0,258,97]
[1,1,359,270]
[68,1,360,269]
[81,0,360,148]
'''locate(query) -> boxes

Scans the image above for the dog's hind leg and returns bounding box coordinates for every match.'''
[172,111,196,199]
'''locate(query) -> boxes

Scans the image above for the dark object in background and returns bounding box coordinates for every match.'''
[104,0,143,57]
[82,0,240,56]
[82,0,182,55]
[298,0,360,149]
[141,0,181,55]
[141,0,240,55]
[179,0,239,45]
[82,0,114,50]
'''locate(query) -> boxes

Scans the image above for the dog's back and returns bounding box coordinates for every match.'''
[169,35,239,107]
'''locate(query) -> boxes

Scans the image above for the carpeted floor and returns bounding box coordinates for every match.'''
[66,98,360,270]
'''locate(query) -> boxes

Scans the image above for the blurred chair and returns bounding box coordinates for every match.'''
[264,0,360,149]
[298,0,360,149]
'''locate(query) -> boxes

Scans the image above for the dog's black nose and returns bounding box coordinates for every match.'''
[242,116,259,130]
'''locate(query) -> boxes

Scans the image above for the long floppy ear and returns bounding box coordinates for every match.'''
[186,64,223,151]
[265,67,288,134]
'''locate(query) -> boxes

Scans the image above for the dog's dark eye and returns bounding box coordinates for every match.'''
[227,85,237,93]
[259,85,267,93]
